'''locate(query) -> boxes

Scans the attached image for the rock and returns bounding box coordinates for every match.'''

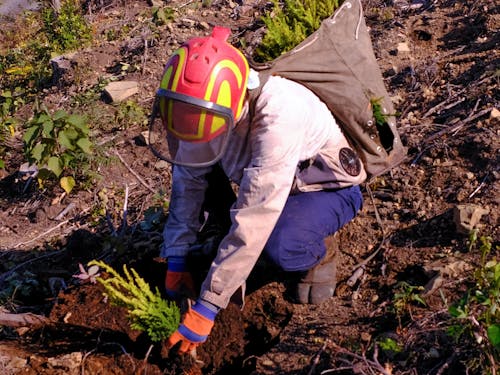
[154,160,170,170]
[103,81,139,103]
[50,53,77,87]
[199,21,210,30]
[180,18,196,28]
[397,42,410,53]
[490,107,500,119]
[453,204,490,234]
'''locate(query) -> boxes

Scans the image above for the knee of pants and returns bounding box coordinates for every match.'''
[265,231,326,272]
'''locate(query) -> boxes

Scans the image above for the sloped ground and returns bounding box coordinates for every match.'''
[0,0,498,374]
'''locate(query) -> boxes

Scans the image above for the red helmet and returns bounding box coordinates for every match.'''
[158,26,249,143]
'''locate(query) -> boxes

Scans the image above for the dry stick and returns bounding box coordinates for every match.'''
[12,219,69,249]
[142,344,154,373]
[421,107,491,144]
[81,348,97,375]
[177,0,195,9]
[12,207,91,249]
[422,87,467,118]
[328,342,391,375]
[119,184,129,237]
[469,173,489,198]
[435,354,456,375]
[54,202,76,221]
[307,339,330,375]
[142,37,148,75]
[113,150,155,193]
[346,185,387,287]
[407,107,491,167]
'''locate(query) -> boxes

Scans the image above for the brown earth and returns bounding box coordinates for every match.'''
[0,0,499,374]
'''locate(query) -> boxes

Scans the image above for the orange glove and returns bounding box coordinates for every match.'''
[167,300,218,353]
[165,256,196,300]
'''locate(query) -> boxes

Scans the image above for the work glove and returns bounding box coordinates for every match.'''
[165,256,196,300]
[167,299,219,353]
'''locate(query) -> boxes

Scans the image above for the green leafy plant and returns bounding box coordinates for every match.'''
[377,337,403,360]
[392,281,426,320]
[447,232,499,372]
[88,260,180,342]
[254,0,340,62]
[140,206,166,231]
[22,106,93,193]
[41,0,92,53]
[152,6,175,26]
[114,100,148,129]
[0,89,24,169]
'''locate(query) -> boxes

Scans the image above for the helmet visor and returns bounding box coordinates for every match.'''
[148,89,234,167]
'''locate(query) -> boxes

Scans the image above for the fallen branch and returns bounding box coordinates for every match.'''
[54,202,76,221]
[0,312,50,329]
[113,150,155,193]
[323,341,392,375]
[12,207,90,249]
[422,87,467,118]
[421,107,491,144]
[13,219,70,249]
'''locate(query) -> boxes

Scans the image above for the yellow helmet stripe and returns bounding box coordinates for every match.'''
[198,59,245,137]
[160,49,187,139]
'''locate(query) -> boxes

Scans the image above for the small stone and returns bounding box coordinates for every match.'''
[428,348,440,358]
[103,81,139,103]
[453,204,490,234]
[154,160,170,170]
[490,107,500,119]
[465,172,475,180]
[397,42,410,53]
[199,21,210,30]
[181,18,196,28]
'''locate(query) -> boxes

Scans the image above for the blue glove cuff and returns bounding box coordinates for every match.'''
[193,299,219,321]
[178,325,207,343]
[167,256,187,272]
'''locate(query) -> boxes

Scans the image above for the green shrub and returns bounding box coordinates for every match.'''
[42,0,92,53]
[254,0,340,62]
[88,260,180,342]
[22,106,93,193]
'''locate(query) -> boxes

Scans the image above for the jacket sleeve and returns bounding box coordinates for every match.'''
[200,83,309,308]
[161,165,212,258]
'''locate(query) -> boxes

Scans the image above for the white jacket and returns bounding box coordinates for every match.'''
[161,75,366,308]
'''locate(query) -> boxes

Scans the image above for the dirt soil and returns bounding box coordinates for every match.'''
[0,0,499,374]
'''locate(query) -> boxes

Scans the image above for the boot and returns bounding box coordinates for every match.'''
[297,234,339,304]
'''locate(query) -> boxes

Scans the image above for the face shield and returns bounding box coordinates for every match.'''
[148,88,234,168]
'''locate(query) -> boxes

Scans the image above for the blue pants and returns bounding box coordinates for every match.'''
[264,185,363,272]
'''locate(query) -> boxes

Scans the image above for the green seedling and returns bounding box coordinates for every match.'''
[392,281,426,320]
[88,260,180,342]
